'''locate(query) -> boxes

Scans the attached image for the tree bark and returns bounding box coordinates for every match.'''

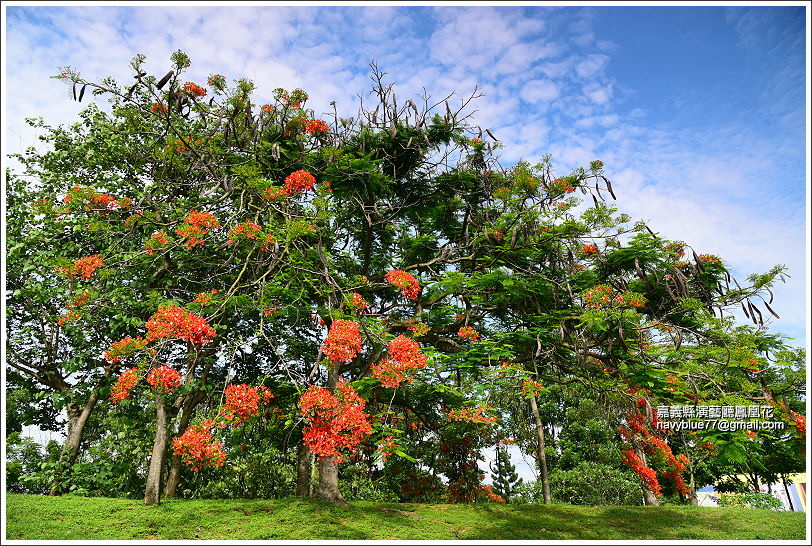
[317,457,348,506]
[144,395,169,506]
[636,448,660,506]
[162,349,215,498]
[688,467,699,505]
[49,390,101,496]
[314,362,348,506]
[296,442,312,497]
[162,392,203,498]
[642,487,660,506]
[528,394,551,504]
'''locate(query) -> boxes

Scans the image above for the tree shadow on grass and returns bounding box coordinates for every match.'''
[457,505,805,541]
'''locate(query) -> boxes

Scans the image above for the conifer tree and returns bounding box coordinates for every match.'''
[490,446,523,503]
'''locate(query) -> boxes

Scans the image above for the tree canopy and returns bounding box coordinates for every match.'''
[6,51,805,507]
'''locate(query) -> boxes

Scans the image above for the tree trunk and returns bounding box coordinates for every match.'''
[316,457,348,507]
[637,448,660,506]
[759,377,775,403]
[162,393,201,498]
[144,395,169,506]
[688,467,699,505]
[163,349,215,498]
[314,362,348,506]
[296,442,312,497]
[642,487,660,506]
[528,394,551,504]
[49,390,101,496]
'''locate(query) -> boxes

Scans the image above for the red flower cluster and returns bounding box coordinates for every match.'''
[103,336,148,363]
[698,254,722,266]
[350,292,368,311]
[261,104,274,114]
[521,378,544,398]
[387,335,427,369]
[274,87,308,109]
[146,365,182,393]
[618,402,692,497]
[57,310,80,326]
[284,170,317,195]
[408,322,430,337]
[580,243,598,255]
[305,119,329,134]
[207,74,225,87]
[458,326,480,342]
[227,220,275,251]
[496,361,522,379]
[550,178,575,193]
[145,305,216,345]
[176,211,220,249]
[62,255,104,280]
[145,231,170,255]
[625,294,646,308]
[67,291,91,308]
[185,210,220,229]
[663,374,690,397]
[583,285,646,310]
[772,400,806,441]
[110,367,141,404]
[321,320,363,363]
[172,421,227,472]
[448,405,500,424]
[220,384,274,426]
[181,81,206,97]
[193,289,218,305]
[87,193,116,210]
[261,170,317,199]
[227,219,261,241]
[385,269,420,300]
[61,185,131,213]
[372,335,429,388]
[263,187,287,199]
[621,449,662,496]
[299,381,372,463]
[491,229,505,242]
[165,137,201,153]
[150,102,169,114]
[583,284,613,308]
[791,412,806,439]
[479,484,507,503]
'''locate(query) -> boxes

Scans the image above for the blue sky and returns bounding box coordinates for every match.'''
[2,0,809,482]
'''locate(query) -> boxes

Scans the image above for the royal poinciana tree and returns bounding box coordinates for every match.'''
[6,51,804,506]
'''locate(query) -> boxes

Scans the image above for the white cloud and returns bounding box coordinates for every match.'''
[428,7,553,82]
[575,53,609,79]
[582,82,613,104]
[519,79,560,103]
[536,57,573,79]
[575,114,619,128]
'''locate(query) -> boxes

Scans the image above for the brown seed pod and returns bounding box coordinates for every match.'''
[156,70,173,90]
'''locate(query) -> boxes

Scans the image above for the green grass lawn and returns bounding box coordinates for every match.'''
[4,493,807,541]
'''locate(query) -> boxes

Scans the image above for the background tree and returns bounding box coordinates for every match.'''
[490,443,523,502]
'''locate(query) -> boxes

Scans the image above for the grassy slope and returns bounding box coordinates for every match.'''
[4,493,807,541]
